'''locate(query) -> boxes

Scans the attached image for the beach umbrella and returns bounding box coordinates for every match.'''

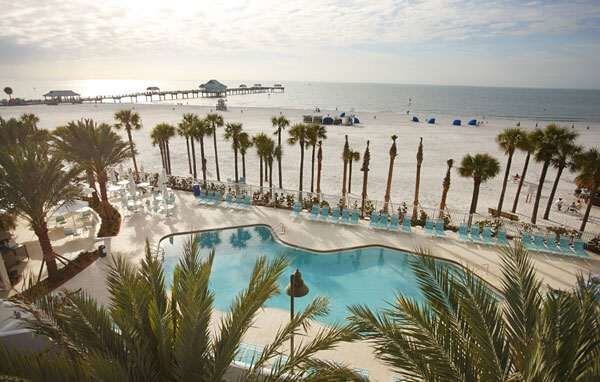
[453,119,461,126]
[468,119,477,126]
[412,116,419,122]
[428,118,436,124]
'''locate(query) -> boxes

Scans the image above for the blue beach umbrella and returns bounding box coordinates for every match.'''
[428,118,436,124]
[412,116,419,122]
[453,119,461,126]
[468,119,477,126]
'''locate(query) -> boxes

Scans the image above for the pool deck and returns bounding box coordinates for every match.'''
[14,191,600,380]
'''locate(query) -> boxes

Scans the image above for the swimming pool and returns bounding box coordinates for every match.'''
[159,225,457,325]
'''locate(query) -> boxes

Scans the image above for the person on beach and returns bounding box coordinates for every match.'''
[555,197,563,211]
[512,173,520,182]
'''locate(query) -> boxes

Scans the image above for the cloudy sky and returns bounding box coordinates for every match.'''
[1,0,600,88]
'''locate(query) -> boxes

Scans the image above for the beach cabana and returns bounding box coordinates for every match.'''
[323,116,334,125]
[412,116,419,122]
[353,116,360,124]
[43,90,80,103]
[428,118,436,124]
[468,119,477,126]
[453,119,461,126]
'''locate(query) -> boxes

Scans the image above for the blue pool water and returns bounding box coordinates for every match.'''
[159,225,454,325]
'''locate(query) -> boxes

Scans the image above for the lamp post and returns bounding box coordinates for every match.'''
[286,269,309,365]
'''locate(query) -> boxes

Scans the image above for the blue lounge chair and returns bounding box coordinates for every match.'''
[402,216,412,233]
[521,232,535,250]
[214,191,224,204]
[558,236,572,253]
[244,195,252,206]
[292,201,302,216]
[496,230,509,246]
[458,223,469,241]
[469,226,481,242]
[224,193,233,205]
[573,240,588,257]
[197,189,207,203]
[350,209,360,224]
[379,214,390,229]
[370,212,380,228]
[481,226,493,245]
[533,235,547,252]
[434,220,445,236]
[330,207,340,222]
[341,208,351,224]
[424,219,435,235]
[389,215,399,231]
[320,206,330,220]
[545,235,560,253]
[310,205,319,219]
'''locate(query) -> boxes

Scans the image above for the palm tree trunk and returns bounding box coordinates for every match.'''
[126,129,139,178]
[191,139,197,180]
[259,156,264,191]
[234,148,239,182]
[439,162,453,218]
[342,158,348,197]
[159,143,166,170]
[383,157,395,214]
[213,128,220,181]
[97,170,111,206]
[531,161,550,224]
[468,179,481,226]
[33,222,58,280]
[264,159,268,183]
[512,153,530,213]
[310,145,316,193]
[269,160,273,191]
[496,152,513,217]
[360,142,370,218]
[299,143,304,200]
[277,129,283,189]
[412,138,423,222]
[348,161,353,194]
[316,144,323,195]
[167,141,173,175]
[199,138,207,184]
[580,184,596,232]
[242,153,246,179]
[185,137,192,175]
[543,165,564,220]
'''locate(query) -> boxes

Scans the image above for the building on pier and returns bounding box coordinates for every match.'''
[200,79,227,97]
[43,90,81,103]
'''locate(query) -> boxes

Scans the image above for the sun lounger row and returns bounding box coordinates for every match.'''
[292,203,362,224]
[423,219,446,237]
[370,212,412,232]
[521,232,588,257]
[457,223,509,246]
[197,190,252,207]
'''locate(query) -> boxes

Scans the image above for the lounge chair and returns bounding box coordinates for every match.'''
[244,195,252,206]
[458,223,469,241]
[469,226,481,242]
[330,207,340,222]
[401,216,412,233]
[521,232,536,251]
[197,189,207,203]
[215,191,224,204]
[224,193,233,205]
[234,343,263,367]
[341,208,351,224]
[572,240,588,257]
[480,226,493,245]
[370,212,380,228]
[558,236,572,253]
[545,235,560,253]
[350,209,360,224]
[424,219,435,235]
[496,230,509,246]
[434,220,445,236]
[292,201,302,216]
[389,215,399,231]
[310,205,319,219]
[320,206,330,220]
[533,235,547,252]
[379,214,390,229]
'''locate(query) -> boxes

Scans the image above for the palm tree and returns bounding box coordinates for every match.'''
[512,132,537,213]
[0,238,359,381]
[20,113,39,130]
[574,148,600,232]
[458,153,500,226]
[3,86,12,100]
[265,137,276,191]
[316,140,324,195]
[439,159,454,217]
[239,132,253,180]
[151,125,168,171]
[272,115,290,188]
[114,109,142,178]
[190,118,212,184]
[150,123,176,175]
[543,134,581,220]
[287,124,309,199]
[530,124,575,224]
[0,144,81,279]
[224,122,243,182]
[360,141,371,218]
[412,138,424,222]
[306,124,327,193]
[342,135,350,197]
[346,149,360,194]
[383,135,398,214]
[206,113,224,181]
[177,113,197,176]
[495,128,526,217]
[349,243,600,381]
[253,133,269,191]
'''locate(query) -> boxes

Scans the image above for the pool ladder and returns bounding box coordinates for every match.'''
[274,223,286,235]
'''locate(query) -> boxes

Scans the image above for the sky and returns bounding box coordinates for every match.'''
[1,0,600,89]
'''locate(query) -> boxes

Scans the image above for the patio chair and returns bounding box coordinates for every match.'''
[572,240,588,257]
[379,214,390,229]
[330,207,340,222]
[424,219,435,235]
[469,225,481,242]
[496,230,509,246]
[434,219,445,237]
[401,216,412,233]
[389,215,399,231]
[341,208,351,224]
[458,223,469,241]
[319,205,330,220]
[370,212,380,228]
[350,209,360,224]
[310,205,319,219]
[481,226,493,244]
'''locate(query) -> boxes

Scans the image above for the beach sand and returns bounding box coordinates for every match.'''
[2,103,599,233]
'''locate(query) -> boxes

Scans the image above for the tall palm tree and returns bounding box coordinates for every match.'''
[458,153,500,226]
[342,135,350,198]
[287,124,308,199]
[114,109,142,178]
[3,86,12,100]
[239,132,253,180]
[306,124,327,193]
[20,113,39,130]
[190,118,212,184]
[0,144,81,279]
[316,140,324,195]
[530,124,574,224]
[0,238,359,381]
[574,148,600,232]
[253,133,269,191]
[265,137,276,191]
[349,243,600,381]
[360,141,371,218]
[206,113,224,181]
[383,135,398,214]
[150,123,176,175]
[512,132,537,213]
[346,149,360,194]
[543,135,581,220]
[412,138,424,222]
[224,122,243,182]
[177,113,197,176]
[495,128,526,217]
[271,115,290,188]
[151,125,168,172]
[439,158,454,217]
